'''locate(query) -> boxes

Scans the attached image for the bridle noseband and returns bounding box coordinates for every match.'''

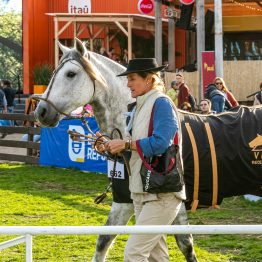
[31,54,96,117]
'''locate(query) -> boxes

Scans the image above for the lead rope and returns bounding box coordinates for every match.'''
[68,120,131,204]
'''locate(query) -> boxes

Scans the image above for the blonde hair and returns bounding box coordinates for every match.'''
[137,71,166,93]
[214,77,228,92]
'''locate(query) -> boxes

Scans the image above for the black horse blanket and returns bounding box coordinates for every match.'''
[112,106,262,209]
[179,105,262,208]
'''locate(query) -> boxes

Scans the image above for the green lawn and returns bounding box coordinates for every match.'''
[0,163,261,261]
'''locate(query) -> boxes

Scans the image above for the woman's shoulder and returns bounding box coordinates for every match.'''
[154,96,174,111]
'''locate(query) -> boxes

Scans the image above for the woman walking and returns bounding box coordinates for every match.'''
[97,58,185,261]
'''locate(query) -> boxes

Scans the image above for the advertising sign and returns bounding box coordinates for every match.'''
[202,51,216,94]
[68,0,91,14]
[40,117,107,174]
[179,0,195,5]
[138,0,154,15]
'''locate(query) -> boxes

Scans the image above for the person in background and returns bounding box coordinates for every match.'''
[214,77,239,108]
[181,102,192,112]
[0,84,8,138]
[253,82,262,105]
[175,73,193,110]
[205,84,232,113]
[199,99,214,114]
[0,86,7,114]
[166,80,179,106]
[2,79,16,113]
[99,47,109,57]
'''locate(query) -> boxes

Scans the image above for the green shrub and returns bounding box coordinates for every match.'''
[33,63,52,85]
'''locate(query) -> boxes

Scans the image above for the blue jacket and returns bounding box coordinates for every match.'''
[138,97,178,157]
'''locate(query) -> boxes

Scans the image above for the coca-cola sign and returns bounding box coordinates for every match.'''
[138,0,154,15]
[179,0,195,5]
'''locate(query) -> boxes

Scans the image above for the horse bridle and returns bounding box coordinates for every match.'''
[31,54,96,117]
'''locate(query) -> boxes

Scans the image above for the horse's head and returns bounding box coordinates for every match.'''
[34,39,107,127]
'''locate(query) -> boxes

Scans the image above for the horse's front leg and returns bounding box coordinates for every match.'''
[92,201,134,262]
[173,202,198,262]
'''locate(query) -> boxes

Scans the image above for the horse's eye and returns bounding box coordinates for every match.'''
[67,71,76,78]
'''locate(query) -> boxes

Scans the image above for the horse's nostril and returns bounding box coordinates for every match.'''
[40,108,47,118]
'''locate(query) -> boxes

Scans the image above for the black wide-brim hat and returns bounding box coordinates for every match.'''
[117,58,167,77]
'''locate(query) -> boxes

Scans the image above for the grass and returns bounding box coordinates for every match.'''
[0,163,261,261]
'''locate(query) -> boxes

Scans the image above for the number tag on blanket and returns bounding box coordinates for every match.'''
[107,160,125,179]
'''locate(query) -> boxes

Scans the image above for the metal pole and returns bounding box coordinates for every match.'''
[214,0,223,78]
[25,234,33,262]
[155,0,162,64]
[168,16,175,71]
[196,0,205,101]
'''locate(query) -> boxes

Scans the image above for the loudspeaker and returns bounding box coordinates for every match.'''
[176,3,194,30]
[205,9,214,50]
[205,9,214,36]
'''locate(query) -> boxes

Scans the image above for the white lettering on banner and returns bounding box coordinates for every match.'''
[68,125,85,162]
[87,147,106,161]
[68,0,91,14]
[145,170,151,191]
[107,160,125,180]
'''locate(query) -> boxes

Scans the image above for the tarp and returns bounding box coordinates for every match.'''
[40,117,107,173]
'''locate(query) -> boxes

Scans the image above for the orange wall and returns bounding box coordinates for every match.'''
[23,0,50,94]
[23,0,191,93]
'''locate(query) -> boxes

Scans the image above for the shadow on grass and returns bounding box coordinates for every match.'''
[0,163,113,217]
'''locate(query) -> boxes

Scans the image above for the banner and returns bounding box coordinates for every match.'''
[68,0,91,14]
[201,51,216,95]
[40,117,107,174]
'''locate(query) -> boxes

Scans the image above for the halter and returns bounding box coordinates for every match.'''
[31,52,96,117]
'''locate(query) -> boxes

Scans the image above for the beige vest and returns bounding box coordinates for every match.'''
[129,89,186,202]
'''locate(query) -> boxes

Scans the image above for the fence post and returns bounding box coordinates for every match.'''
[25,234,33,262]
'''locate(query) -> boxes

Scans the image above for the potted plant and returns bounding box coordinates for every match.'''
[33,63,52,94]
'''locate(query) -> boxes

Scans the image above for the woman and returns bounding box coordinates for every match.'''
[205,84,232,113]
[98,58,185,261]
[214,77,239,108]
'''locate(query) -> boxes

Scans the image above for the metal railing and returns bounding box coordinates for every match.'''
[1,225,261,262]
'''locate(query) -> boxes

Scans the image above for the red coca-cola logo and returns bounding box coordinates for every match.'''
[138,0,154,14]
[179,0,195,5]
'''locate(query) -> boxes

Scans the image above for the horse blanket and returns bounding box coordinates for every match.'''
[179,106,262,208]
[111,106,262,209]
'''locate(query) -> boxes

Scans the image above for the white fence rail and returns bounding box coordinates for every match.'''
[1,225,261,262]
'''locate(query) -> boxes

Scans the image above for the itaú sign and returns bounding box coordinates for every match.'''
[68,0,91,14]
[179,0,195,5]
[138,0,154,15]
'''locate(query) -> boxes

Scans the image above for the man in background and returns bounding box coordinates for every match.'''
[2,80,16,113]
[199,99,214,114]
[166,80,179,107]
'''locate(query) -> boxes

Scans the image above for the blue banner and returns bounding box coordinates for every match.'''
[40,117,107,174]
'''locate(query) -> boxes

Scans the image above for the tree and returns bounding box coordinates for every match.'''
[0,8,22,89]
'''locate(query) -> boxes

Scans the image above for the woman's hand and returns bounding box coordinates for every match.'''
[105,139,126,154]
[94,132,107,154]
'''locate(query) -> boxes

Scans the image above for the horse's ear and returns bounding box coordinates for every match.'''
[58,42,70,54]
[74,38,87,56]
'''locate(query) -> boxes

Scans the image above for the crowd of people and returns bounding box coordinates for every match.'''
[166,73,262,115]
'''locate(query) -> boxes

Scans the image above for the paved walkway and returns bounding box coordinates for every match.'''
[0,134,27,163]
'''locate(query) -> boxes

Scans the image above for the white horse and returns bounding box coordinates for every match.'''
[34,39,198,262]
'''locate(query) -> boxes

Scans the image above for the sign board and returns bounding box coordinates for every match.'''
[68,0,91,14]
[201,51,216,95]
[179,0,195,5]
[138,0,154,15]
[40,117,107,173]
